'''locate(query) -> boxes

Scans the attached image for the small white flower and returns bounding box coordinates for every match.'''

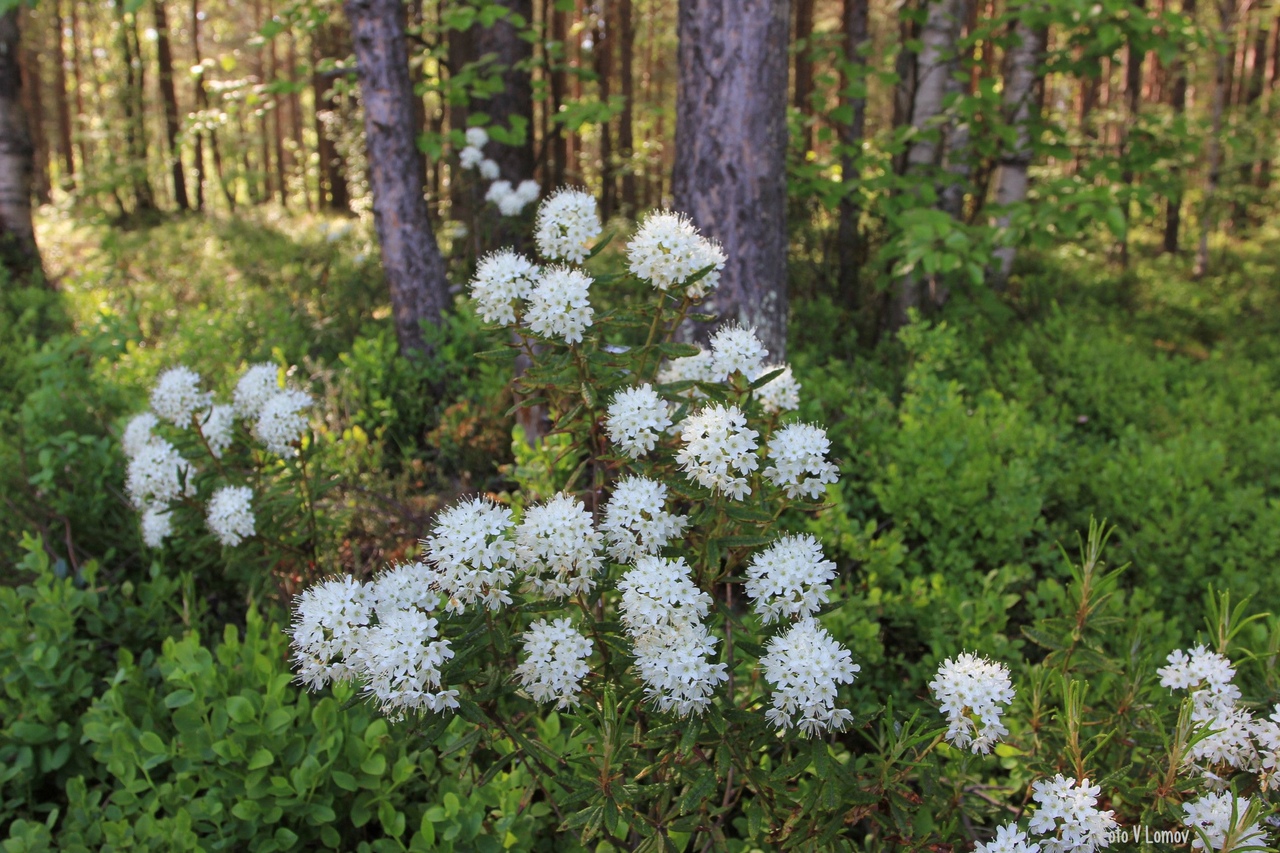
[254,388,311,456]
[356,607,458,719]
[1182,793,1267,851]
[708,324,767,382]
[631,619,728,717]
[478,158,501,181]
[459,145,484,170]
[199,404,236,459]
[760,616,859,736]
[515,179,541,205]
[206,485,255,547]
[754,363,801,414]
[744,534,837,624]
[140,505,172,548]
[497,191,528,218]
[126,440,194,509]
[1027,775,1117,853]
[465,126,489,149]
[151,366,211,428]
[369,562,441,619]
[930,653,1016,754]
[469,250,539,326]
[626,210,726,297]
[1159,645,1236,692]
[1160,646,1259,775]
[606,384,671,458]
[122,412,162,459]
[676,403,759,499]
[601,476,689,563]
[233,363,281,419]
[514,494,604,598]
[618,556,711,635]
[485,179,514,206]
[534,187,602,263]
[514,618,593,709]
[1255,705,1280,790]
[525,266,594,344]
[422,497,516,613]
[977,824,1042,853]
[764,423,839,499]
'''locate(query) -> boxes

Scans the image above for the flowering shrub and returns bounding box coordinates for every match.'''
[283,191,1280,850]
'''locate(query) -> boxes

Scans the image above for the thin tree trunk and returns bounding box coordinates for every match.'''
[1119,0,1146,267]
[1195,0,1238,278]
[313,20,351,213]
[19,19,48,206]
[990,14,1047,288]
[0,10,43,281]
[794,0,816,153]
[938,0,975,221]
[345,0,450,355]
[618,0,636,213]
[51,0,73,189]
[595,3,616,219]
[1233,13,1267,223]
[68,0,89,190]
[1259,11,1279,189]
[550,4,568,185]
[838,0,869,305]
[1164,0,1194,252]
[672,0,791,359]
[267,4,288,206]
[287,29,307,210]
[153,0,189,210]
[116,6,153,211]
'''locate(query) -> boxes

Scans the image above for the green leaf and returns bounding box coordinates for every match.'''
[226,696,255,724]
[164,689,196,709]
[248,748,275,770]
[138,732,167,754]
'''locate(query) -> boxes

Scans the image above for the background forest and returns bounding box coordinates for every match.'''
[2,0,1280,849]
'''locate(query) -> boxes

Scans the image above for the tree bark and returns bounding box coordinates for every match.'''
[18,17,48,206]
[1163,0,1194,253]
[153,0,189,210]
[1195,0,1237,278]
[938,0,975,221]
[1119,0,1146,267]
[116,6,153,212]
[618,0,636,213]
[990,12,1047,288]
[793,0,816,153]
[595,3,616,219]
[68,0,88,191]
[51,0,73,189]
[345,0,450,355]
[550,3,569,186]
[672,0,790,359]
[0,10,43,282]
[837,0,868,305]
[313,19,352,213]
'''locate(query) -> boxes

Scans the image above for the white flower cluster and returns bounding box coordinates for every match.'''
[126,440,193,510]
[655,338,800,414]
[206,485,256,547]
[1181,792,1267,851]
[232,363,281,418]
[514,494,604,597]
[606,384,672,459]
[618,556,727,716]
[122,412,161,459]
[626,210,726,299]
[200,404,236,459]
[526,266,594,344]
[601,476,688,563]
[514,618,593,709]
[1159,646,1260,777]
[469,250,540,325]
[1027,775,1118,853]
[254,388,312,457]
[676,403,760,499]
[656,349,716,398]
[760,617,859,736]
[764,423,839,499]
[422,497,517,613]
[151,366,211,428]
[140,505,173,549]
[929,653,1015,754]
[709,324,767,382]
[744,534,836,624]
[534,188,602,263]
[457,128,541,216]
[1255,705,1280,791]
[977,825,1042,853]
[290,565,458,718]
[755,364,801,414]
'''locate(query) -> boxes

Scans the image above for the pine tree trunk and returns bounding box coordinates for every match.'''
[345,0,450,355]
[838,0,869,305]
[51,0,73,189]
[595,5,616,219]
[313,20,351,213]
[550,4,568,186]
[1195,0,1237,278]
[618,0,636,214]
[153,0,189,210]
[794,0,815,153]
[1164,0,1194,253]
[990,14,1047,288]
[19,19,48,206]
[1119,0,1146,267]
[0,10,43,282]
[672,0,791,359]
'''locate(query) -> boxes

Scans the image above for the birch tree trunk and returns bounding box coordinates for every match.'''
[345,0,450,355]
[0,10,43,282]
[672,0,791,360]
[990,13,1046,288]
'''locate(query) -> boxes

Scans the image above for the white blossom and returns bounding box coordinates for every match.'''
[1159,645,1237,692]
[369,562,441,619]
[486,179,514,206]
[254,388,311,456]
[478,158,501,181]
[1160,646,1259,775]
[122,412,162,459]
[233,363,281,419]
[151,366,211,428]
[676,403,759,499]
[140,505,172,548]
[1181,793,1267,852]
[469,250,539,325]
[199,404,236,459]
[708,324,767,382]
[754,363,801,414]
[1027,775,1117,853]
[422,497,516,613]
[743,534,837,624]
[626,210,726,297]
[760,617,859,736]
[206,485,255,547]
[514,618,593,709]
[497,190,528,217]
[534,187,602,263]
[465,126,489,149]
[459,145,484,170]
[631,619,728,717]
[290,576,373,690]
[514,494,604,598]
[606,384,671,458]
[355,607,458,719]
[656,348,717,403]
[1254,705,1280,790]
[515,179,541,205]
[977,825,1042,853]
[618,556,711,635]
[125,440,194,509]
[525,266,594,344]
[929,653,1016,754]
[601,476,689,563]
[764,422,839,500]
